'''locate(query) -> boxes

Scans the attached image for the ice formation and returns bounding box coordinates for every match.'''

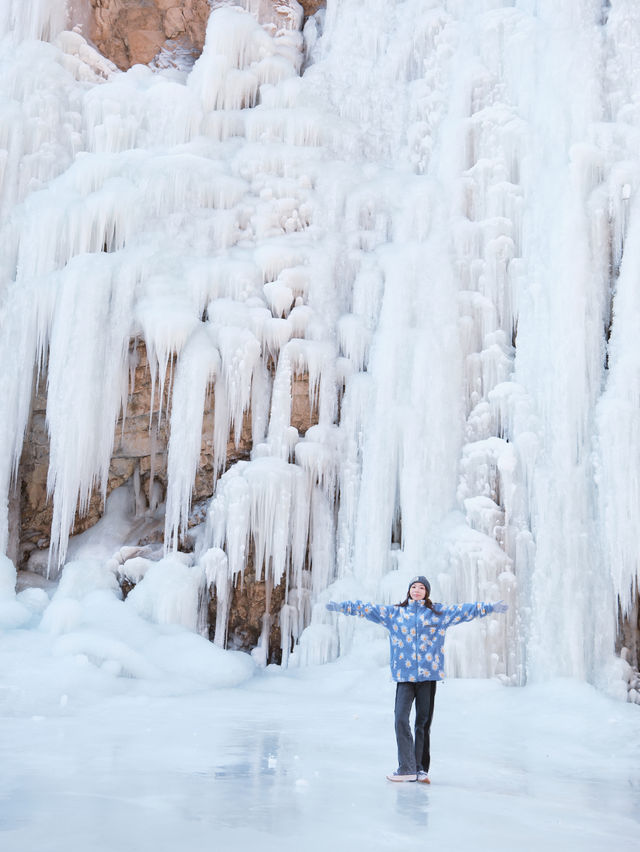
[1,0,640,694]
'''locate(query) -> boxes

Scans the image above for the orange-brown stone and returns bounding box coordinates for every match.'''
[87,0,210,70]
[84,0,325,71]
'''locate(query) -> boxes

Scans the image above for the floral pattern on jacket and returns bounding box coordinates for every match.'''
[325,599,495,682]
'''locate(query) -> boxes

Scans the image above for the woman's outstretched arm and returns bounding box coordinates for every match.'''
[437,600,508,625]
[326,600,393,626]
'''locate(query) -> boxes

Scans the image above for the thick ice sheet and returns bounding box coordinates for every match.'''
[1,638,637,852]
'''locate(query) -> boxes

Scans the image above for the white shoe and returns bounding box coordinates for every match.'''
[417,771,430,784]
[386,771,417,782]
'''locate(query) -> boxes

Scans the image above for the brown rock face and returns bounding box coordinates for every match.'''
[207,551,289,663]
[618,595,640,673]
[88,0,211,70]
[299,1,325,15]
[86,0,325,71]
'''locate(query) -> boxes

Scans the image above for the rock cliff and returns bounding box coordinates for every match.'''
[88,0,324,70]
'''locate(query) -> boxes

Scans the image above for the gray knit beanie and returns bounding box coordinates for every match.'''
[407,575,431,597]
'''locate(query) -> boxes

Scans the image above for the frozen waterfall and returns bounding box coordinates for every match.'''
[1,0,639,696]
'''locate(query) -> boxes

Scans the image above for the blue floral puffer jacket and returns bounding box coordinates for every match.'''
[325,599,496,682]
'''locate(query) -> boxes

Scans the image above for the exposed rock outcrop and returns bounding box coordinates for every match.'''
[618,592,640,698]
[206,550,290,663]
[88,0,211,69]
[86,0,325,71]
[299,0,325,15]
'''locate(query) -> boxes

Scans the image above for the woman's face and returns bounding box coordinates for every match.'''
[409,582,427,601]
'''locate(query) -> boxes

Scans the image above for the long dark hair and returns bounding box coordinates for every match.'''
[397,594,442,615]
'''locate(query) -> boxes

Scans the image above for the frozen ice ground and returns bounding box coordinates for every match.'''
[1,630,638,852]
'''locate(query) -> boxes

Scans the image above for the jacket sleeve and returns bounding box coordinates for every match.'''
[437,602,494,626]
[325,600,392,626]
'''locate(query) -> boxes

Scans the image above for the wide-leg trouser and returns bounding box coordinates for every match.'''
[394,680,437,775]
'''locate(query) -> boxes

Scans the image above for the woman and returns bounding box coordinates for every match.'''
[326,575,508,783]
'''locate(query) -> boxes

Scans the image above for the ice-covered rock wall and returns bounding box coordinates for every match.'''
[1,0,639,693]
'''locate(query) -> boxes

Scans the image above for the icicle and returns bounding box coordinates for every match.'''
[267,341,296,458]
[164,325,220,550]
[198,455,311,631]
[261,316,293,358]
[215,324,261,444]
[0,0,69,42]
[0,275,45,555]
[45,255,135,569]
[294,424,340,498]
[188,6,301,113]
[308,486,335,597]
[205,464,252,582]
[289,466,311,587]
[288,303,313,336]
[135,291,201,422]
[263,279,294,317]
[246,458,294,585]
[200,547,231,647]
[337,313,371,372]
[596,196,640,616]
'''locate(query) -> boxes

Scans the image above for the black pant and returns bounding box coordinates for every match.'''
[394,680,437,774]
